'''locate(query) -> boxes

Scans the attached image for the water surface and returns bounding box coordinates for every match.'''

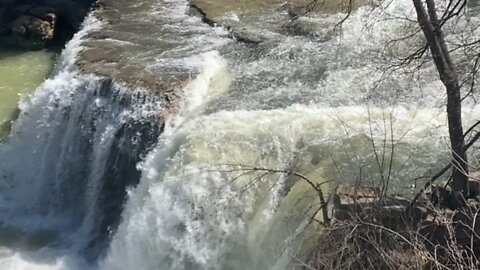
[0,48,55,138]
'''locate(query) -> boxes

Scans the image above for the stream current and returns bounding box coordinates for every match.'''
[1,0,480,269]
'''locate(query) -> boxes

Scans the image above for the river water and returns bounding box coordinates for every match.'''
[0,48,55,139]
[0,0,480,269]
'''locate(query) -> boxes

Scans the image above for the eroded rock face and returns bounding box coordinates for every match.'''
[12,13,56,50]
[0,0,95,50]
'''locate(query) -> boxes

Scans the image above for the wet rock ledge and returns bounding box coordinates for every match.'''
[190,0,372,43]
[0,0,95,49]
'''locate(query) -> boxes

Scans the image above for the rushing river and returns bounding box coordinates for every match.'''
[0,0,480,269]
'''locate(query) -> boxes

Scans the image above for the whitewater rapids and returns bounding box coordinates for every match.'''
[1,0,480,269]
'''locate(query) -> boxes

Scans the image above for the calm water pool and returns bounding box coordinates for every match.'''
[0,48,55,138]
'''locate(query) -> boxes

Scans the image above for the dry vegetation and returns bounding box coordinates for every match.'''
[303,186,480,270]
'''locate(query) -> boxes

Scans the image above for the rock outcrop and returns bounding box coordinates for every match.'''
[0,0,95,49]
[11,13,56,50]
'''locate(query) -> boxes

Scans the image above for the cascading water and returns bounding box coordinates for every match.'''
[98,2,480,270]
[0,0,232,268]
[100,1,480,269]
[1,0,480,269]
[0,14,168,268]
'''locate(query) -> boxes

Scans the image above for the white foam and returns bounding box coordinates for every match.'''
[101,50,233,270]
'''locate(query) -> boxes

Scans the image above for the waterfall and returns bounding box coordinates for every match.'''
[0,14,166,268]
[99,1,480,269]
[1,0,480,269]
[0,2,232,268]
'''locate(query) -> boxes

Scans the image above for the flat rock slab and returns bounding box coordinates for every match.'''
[77,0,232,114]
[79,0,373,112]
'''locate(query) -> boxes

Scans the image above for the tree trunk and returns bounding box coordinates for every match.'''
[412,0,468,195]
[446,80,468,193]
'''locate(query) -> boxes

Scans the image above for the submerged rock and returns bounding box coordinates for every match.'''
[191,0,373,43]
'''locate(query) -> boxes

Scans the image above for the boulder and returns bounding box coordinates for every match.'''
[332,184,429,228]
[0,0,94,50]
[11,13,56,49]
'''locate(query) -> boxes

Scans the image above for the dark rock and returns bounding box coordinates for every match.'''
[29,6,57,20]
[284,18,334,42]
[229,26,279,44]
[85,110,164,260]
[11,14,56,49]
[0,0,95,50]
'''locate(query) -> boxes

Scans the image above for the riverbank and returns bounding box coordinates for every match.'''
[307,183,480,269]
